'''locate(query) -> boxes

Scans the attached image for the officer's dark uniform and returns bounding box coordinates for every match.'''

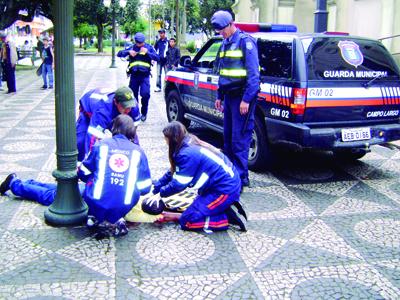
[212,11,260,187]
[117,32,159,120]
[76,87,141,161]
[153,136,243,232]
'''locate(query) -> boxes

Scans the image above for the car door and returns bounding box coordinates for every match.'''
[183,38,223,124]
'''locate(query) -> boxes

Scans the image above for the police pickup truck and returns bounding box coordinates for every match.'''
[164,23,400,170]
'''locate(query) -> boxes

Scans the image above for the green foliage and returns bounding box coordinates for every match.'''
[186,40,196,53]
[74,22,97,39]
[121,17,148,37]
[199,0,235,37]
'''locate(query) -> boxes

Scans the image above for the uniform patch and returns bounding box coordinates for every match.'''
[246,41,253,50]
[109,153,130,173]
[338,40,364,68]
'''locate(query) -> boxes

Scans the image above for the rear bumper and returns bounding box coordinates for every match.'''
[265,117,400,150]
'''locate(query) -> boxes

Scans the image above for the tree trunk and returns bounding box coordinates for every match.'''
[181,0,186,44]
[175,0,180,45]
[97,23,104,53]
[79,37,83,48]
[170,2,175,37]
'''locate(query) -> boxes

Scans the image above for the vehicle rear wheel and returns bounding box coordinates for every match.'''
[333,148,367,160]
[248,116,275,171]
[166,90,191,128]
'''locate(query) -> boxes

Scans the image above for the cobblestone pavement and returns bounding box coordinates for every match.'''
[0,56,400,299]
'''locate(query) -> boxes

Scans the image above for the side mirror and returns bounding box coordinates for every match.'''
[180,55,192,67]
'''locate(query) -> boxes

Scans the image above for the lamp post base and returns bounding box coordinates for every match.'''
[44,169,88,226]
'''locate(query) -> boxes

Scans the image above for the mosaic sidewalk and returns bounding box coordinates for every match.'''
[0,56,399,299]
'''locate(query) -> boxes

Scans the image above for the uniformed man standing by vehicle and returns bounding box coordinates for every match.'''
[212,10,260,190]
[117,32,159,122]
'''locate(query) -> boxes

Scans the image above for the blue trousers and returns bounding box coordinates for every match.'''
[223,94,255,182]
[129,74,150,116]
[179,188,240,232]
[4,62,16,93]
[10,178,85,206]
[156,63,166,89]
[42,63,54,87]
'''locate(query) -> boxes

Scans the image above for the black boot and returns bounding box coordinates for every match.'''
[225,205,247,232]
[0,173,16,195]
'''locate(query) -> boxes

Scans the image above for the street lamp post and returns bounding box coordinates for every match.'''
[104,0,126,68]
[44,0,88,226]
[314,0,328,33]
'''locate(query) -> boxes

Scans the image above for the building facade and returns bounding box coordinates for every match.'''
[232,0,400,62]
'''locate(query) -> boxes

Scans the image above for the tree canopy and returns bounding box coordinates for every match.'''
[0,0,53,30]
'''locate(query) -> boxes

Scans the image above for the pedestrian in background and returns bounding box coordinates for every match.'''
[0,31,17,94]
[154,29,168,92]
[36,36,44,58]
[212,10,260,190]
[41,36,54,89]
[117,32,159,122]
[165,38,181,72]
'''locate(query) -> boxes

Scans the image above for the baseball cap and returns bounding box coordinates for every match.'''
[114,86,136,108]
[134,32,145,43]
[211,10,233,31]
[142,196,166,215]
[0,31,7,38]
[42,36,49,41]
[158,28,166,33]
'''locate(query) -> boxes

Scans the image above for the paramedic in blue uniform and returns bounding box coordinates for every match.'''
[154,28,168,92]
[0,115,152,237]
[212,10,260,189]
[152,121,247,232]
[117,32,159,122]
[76,86,141,162]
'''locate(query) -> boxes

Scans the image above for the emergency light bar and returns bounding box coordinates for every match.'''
[234,23,297,33]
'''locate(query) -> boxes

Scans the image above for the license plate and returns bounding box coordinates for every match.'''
[341,127,371,142]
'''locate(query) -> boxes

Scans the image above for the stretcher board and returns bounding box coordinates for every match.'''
[125,190,196,223]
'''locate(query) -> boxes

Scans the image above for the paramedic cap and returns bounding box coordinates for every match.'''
[211,10,233,30]
[114,86,136,108]
[134,32,145,43]
[142,196,166,215]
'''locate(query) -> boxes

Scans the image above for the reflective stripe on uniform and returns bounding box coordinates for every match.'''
[200,148,234,177]
[137,178,152,190]
[89,93,108,100]
[93,145,109,199]
[173,174,193,185]
[124,150,141,205]
[79,164,92,176]
[129,61,151,68]
[220,69,247,77]
[219,50,243,58]
[87,126,105,139]
[192,172,209,189]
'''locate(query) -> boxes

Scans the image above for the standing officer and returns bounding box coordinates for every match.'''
[212,10,260,190]
[154,28,168,92]
[76,86,141,162]
[117,32,159,122]
[0,31,17,94]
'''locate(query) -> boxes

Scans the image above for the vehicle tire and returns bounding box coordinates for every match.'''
[166,90,191,128]
[248,116,275,171]
[333,148,367,161]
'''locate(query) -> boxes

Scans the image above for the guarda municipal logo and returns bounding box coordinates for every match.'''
[338,40,364,68]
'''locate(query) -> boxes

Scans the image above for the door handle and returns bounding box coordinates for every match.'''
[207,76,212,82]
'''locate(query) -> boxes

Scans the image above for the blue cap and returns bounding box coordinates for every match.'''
[134,32,145,43]
[211,10,233,30]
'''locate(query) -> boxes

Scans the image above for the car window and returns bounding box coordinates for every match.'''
[192,39,222,69]
[258,39,293,78]
[304,37,400,80]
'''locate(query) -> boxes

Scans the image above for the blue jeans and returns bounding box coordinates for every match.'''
[42,63,53,87]
[10,178,85,206]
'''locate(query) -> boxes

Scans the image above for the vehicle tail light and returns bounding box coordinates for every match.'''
[290,88,307,115]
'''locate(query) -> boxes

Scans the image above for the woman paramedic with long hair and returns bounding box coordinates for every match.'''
[153,121,248,232]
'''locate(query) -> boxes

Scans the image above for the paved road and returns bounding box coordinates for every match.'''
[0,56,399,299]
